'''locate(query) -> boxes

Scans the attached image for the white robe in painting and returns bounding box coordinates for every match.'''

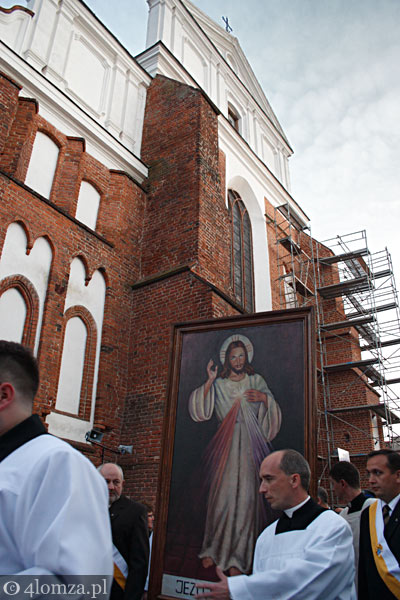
[228,507,356,600]
[189,373,281,573]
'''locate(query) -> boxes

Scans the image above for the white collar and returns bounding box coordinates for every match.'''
[384,491,400,513]
[284,495,310,518]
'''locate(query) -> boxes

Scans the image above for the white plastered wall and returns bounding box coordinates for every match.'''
[144,0,292,189]
[16,0,149,157]
[46,257,106,443]
[55,316,87,415]
[0,0,150,183]
[0,222,53,353]
[0,5,32,53]
[226,173,271,312]
[218,117,307,312]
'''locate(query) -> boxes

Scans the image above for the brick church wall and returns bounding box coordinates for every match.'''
[0,71,147,462]
[140,75,231,291]
[0,70,242,501]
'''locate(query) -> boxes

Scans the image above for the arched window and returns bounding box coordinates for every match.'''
[228,189,254,311]
[25,131,59,198]
[56,316,87,415]
[0,223,53,352]
[0,287,26,342]
[75,181,101,230]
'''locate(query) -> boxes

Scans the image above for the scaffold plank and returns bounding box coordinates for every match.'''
[318,276,370,298]
[318,248,368,265]
[362,337,400,351]
[321,315,374,331]
[324,357,379,373]
[328,404,400,424]
[346,302,397,319]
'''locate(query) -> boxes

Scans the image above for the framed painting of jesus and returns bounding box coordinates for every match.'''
[150,307,316,600]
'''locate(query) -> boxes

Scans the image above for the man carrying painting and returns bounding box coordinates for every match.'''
[196,449,356,600]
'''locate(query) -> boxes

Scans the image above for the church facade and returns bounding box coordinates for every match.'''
[0,0,386,499]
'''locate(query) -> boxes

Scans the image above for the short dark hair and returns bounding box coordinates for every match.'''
[0,340,39,403]
[317,486,329,505]
[330,461,360,489]
[367,449,400,473]
[279,449,311,491]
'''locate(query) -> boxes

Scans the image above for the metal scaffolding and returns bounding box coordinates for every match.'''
[273,203,315,309]
[315,231,400,446]
[271,208,400,474]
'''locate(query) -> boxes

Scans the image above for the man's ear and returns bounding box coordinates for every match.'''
[291,473,301,488]
[0,382,15,412]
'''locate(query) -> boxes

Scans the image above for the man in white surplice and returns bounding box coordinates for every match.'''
[189,336,281,575]
[196,449,356,600]
[0,340,113,579]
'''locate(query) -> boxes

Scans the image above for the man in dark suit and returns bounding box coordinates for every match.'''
[358,449,400,599]
[99,463,149,600]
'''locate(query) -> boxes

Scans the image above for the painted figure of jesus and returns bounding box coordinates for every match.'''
[188,335,282,575]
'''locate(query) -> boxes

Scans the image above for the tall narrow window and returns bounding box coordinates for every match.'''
[75,181,100,230]
[56,316,87,415]
[228,189,254,311]
[0,287,26,342]
[228,104,240,133]
[25,131,59,198]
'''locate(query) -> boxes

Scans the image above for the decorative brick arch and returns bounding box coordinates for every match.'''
[79,176,103,198]
[71,253,90,284]
[55,305,98,421]
[0,274,40,349]
[97,266,109,288]
[0,218,32,256]
[36,126,63,150]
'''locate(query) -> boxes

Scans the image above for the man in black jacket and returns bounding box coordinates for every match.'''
[358,449,400,599]
[99,463,149,600]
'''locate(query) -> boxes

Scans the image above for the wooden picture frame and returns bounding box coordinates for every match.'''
[149,307,316,599]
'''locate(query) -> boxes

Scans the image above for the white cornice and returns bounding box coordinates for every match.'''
[72,0,151,82]
[0,42,148,184]
[136,42,199,88]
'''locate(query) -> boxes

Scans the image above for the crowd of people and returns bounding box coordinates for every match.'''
[1,340,400,599]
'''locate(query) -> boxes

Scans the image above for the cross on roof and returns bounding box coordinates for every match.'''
[222,16,233,33]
